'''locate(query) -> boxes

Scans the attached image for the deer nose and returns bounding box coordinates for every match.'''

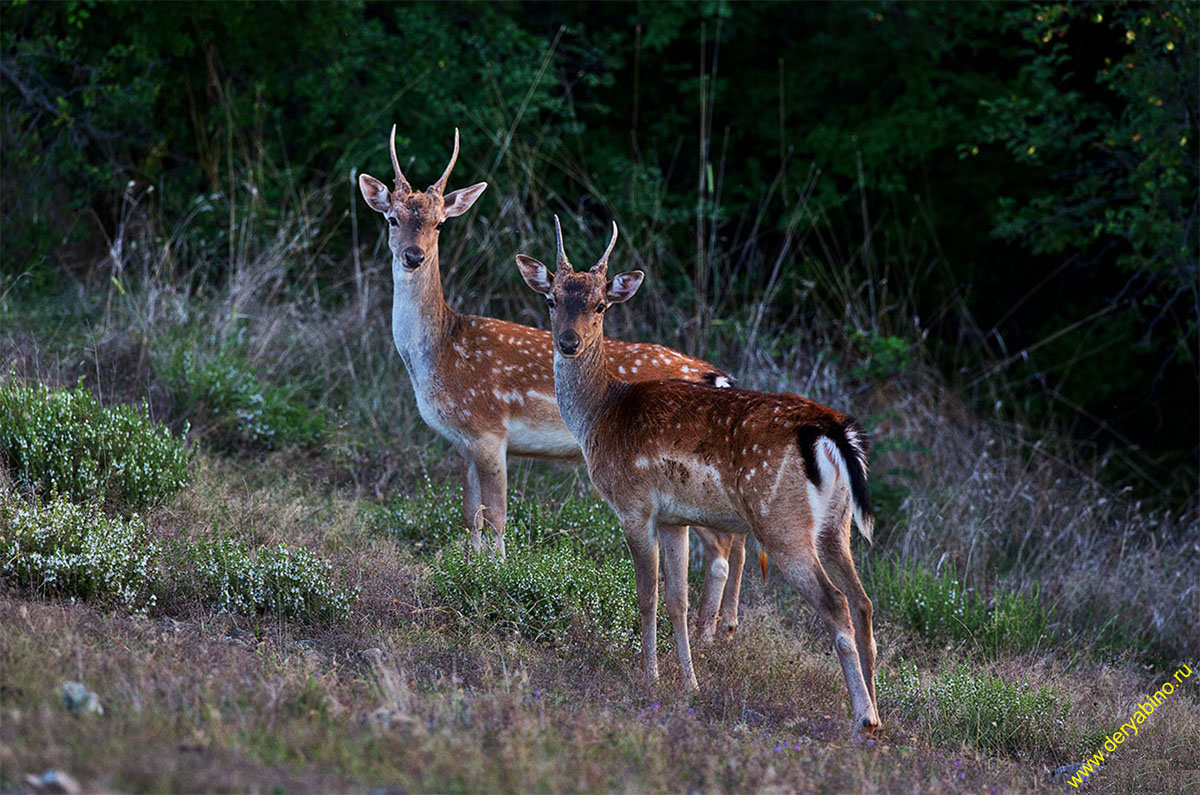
[402,246,425,269]
[557,329,581,356]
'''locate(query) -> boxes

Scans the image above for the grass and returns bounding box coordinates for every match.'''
[867,560,1052,658]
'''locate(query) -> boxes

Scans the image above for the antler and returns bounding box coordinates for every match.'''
[553,214,571,271]
[592,221,618,276]
[430,128,460,195]
[389,124,411,195]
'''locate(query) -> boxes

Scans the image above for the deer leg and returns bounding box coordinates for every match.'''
[817,513,877,707]
[470,441,508,560]
[462,458,484,552]
[659,523,699,691]
[772,542,880,737]
[625,521,660,684]
[692,527,728,646]
[718,533,746,640]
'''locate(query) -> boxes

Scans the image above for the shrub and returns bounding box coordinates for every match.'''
[0,379,190,510]
[880,662,1075,759]
[178,534,358,622]
[867,560,1051,657]
[0,495,159,610]
[160,345,324,451]
[430,534,638,650]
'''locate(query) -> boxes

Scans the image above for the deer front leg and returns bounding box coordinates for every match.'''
[468,440,508,559]
[462,458,484,553]
[625,523,660,684]
[659,523,699,691]
[692,527,729,646]
[719,533,747,639]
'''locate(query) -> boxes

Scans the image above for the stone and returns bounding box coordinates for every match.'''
[741,707,767,725]
[60,682,103,717]
[23,769,82,794]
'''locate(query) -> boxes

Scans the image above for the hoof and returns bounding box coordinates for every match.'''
[854,714,881,742]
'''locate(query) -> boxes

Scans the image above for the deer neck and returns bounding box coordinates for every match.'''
[553,334,614,448]
[390,249,455,382]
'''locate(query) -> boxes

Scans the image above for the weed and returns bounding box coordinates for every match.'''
[881,662,1075,759]
[0,495,159,610]
[0,379,190,511]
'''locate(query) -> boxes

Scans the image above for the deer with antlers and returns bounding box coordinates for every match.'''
[515,219,880,737]
[358,127,750,642]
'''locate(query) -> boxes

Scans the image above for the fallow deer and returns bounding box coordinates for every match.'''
[358,127,747,641]
[516,219,880,737]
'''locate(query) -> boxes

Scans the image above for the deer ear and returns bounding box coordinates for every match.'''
[516,254,553,295]
[606,270,644,304]
[358,174,392,214]
[443,182,488,218]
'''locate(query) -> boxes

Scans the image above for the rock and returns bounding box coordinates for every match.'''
[1051,763,1090,784]
[23,769,82,794]
[741,707,767,725]
[60,682,103,717]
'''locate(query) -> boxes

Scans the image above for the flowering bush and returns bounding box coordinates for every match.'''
[180,534,357,622]
[0,379,190,510]
[0,495,159,610]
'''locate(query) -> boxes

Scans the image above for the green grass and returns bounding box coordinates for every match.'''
[158,339,325,452]
[429,532,638,650]
[867,560,1052,657]
[368,475,626,563]
[880,662,1080,759]
[0,378,191,510]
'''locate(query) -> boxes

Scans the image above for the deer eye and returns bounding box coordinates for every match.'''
[595,303,607,314]
[546,297,556,309]
[387,217,399,227]
[435,220,445,231]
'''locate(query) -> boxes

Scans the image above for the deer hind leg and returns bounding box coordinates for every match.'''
[770,540,880,736]
[817,506,877,708]
[624,519,661,684]
[718,533,746,640]
[692,527,729,646]
[659,523,699,691]
[468,441,508,559]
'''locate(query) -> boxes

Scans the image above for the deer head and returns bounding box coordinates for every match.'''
[516,216,642,357]
[358,126,488,275]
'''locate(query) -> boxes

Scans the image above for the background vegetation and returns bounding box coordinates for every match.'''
[2,1,1197,792]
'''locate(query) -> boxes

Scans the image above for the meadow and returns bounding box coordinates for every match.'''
[2,154,1197,792]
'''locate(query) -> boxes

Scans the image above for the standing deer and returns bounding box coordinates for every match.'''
[358,127,748,641]
[515,219,880,737]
